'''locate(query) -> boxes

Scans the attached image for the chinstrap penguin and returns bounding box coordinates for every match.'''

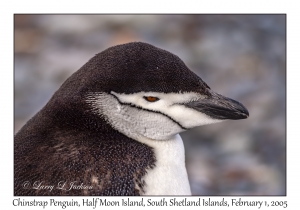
[14,42,249,196]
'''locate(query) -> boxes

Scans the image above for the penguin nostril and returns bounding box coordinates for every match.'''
[143,96,160,102]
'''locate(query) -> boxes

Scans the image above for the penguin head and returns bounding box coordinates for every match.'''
[54,42,249,140]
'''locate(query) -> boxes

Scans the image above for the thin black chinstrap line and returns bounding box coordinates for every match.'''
[110,93,187,130]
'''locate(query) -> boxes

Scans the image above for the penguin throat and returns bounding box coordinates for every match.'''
[86,92,191,195]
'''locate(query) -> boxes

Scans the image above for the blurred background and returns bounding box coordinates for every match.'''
[14,14,286,195]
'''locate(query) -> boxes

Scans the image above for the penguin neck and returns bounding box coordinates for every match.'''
[85,92,191,195]
[102,110,191,195]
[136,134,191,195]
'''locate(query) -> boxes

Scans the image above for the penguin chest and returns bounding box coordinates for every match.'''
[141,135,191,195]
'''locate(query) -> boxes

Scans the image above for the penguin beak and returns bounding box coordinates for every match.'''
[185,92,249,120]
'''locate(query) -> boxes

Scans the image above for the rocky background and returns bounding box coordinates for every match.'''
[14,14,286,195]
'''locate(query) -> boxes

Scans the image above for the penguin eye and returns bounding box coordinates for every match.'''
[143,96,160,102]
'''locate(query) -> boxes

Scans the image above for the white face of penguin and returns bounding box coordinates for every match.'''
[86,91,223,141]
